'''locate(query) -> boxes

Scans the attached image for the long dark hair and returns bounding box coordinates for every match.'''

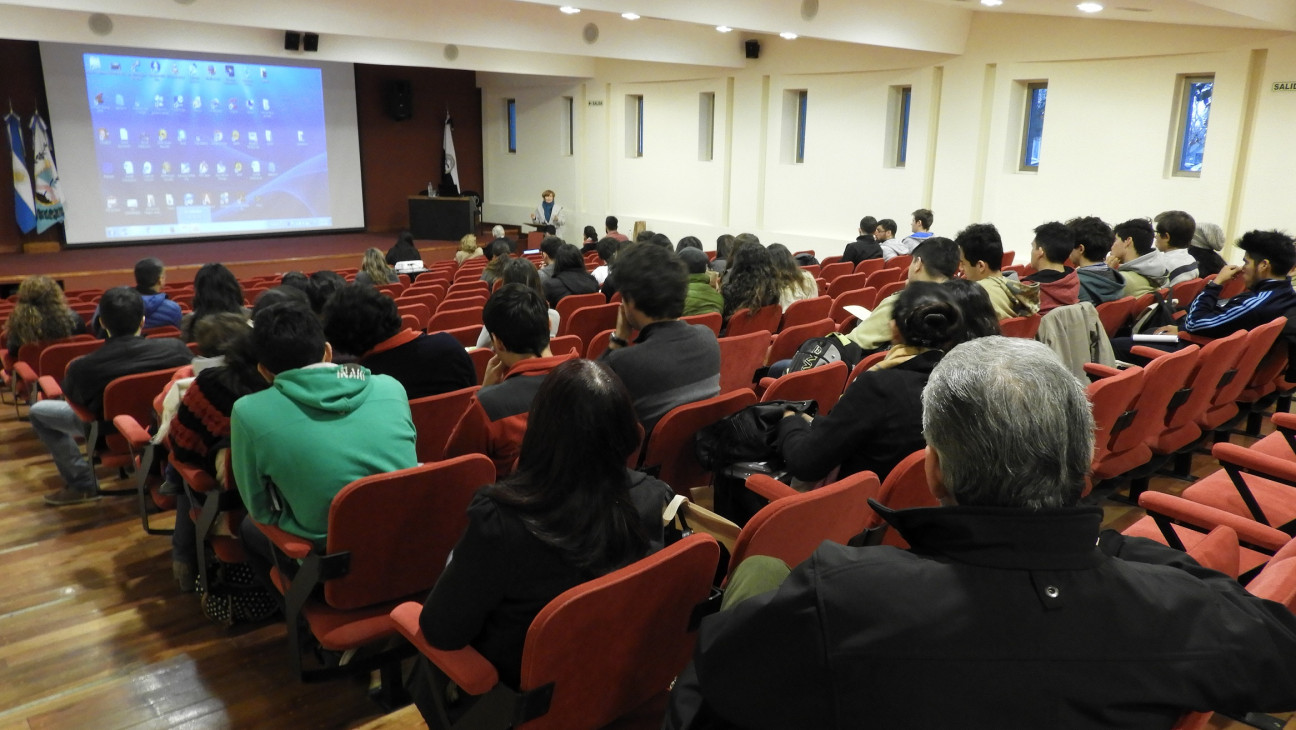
[892,281,964,351]
[941,278,1001,342]
[483,360,648,575]
[190,263,245,322]
[722,243,780,319]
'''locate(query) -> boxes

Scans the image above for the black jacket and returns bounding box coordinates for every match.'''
[841,235,882,266]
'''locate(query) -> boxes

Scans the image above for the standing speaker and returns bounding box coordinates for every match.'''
[745,40,760,59]
[284,31,301,51]
[387,80,413,121]
[303,32,319,52]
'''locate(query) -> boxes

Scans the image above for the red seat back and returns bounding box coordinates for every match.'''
[854,258,885,276]
[727,470,878,580]
[866,448,939,548]
[1087,365,1145,466]
[827,273,870,299]
[555,292,606,323]
[409,386,481,462]
[819,261,853,283]
[517,534,719,730]
[1095,296,1135,338]
[561,302,620,345]
[548,334,583,357]
[641,389,757,494]
[766,318,835,365]
[779,296,831,332]
[760,360,849,415]
[1166,330,1245,431]
[681,311,722,335]
[725,304,781,337]
[718,330,771,394]
[325,455,496,609]
[999,313,1042,339]
[829,287,878,324]
[428,306,483,332]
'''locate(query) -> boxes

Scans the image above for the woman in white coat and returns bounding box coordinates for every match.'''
[530,189,568,241]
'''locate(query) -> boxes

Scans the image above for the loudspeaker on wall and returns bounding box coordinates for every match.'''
[284,31,301,51]
[387,80,413,121]
[745,40,760,59]
[303,32,319,52]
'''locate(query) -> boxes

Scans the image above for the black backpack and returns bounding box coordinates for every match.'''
[788,334,864,372]
[694,400,816,471]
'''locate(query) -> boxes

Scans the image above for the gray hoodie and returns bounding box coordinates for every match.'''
[1121,250,1166,296]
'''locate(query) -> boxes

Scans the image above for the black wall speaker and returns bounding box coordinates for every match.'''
[284,31,301,51]
[303,32,319,52]
[387,80,413,121]
[745,39,760,59]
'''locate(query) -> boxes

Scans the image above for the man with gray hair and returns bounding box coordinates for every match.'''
[667,336,1296,729]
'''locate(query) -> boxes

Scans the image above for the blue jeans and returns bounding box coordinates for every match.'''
[29,399,96,494]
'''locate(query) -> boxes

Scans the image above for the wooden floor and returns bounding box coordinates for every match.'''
[0,391,1289,729]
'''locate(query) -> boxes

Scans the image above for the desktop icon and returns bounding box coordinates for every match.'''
[225,65,235,77]
[142,161,152,175]
[201,193,212,205]
[260,67,267,79]
[173,95,184,109]
[228,98,237,111]
[97,128,108,141]
[213,130,223,143]
[179,162,191,174]
[122,161,134,175]
[149,60,161,72]
[126,198,139,209]
[115,94,125,106]
[146,194,156,208]
[234,162,243,174]
[184,193,194,205]
[109,61,120,71]
[231,130,240,143]
[107,196,118,210]
[165,193,175,206]
[199,161,209,175]
[192,95,202,110]
[154,94,164,108]
[157,129,167,142]
[297,130,304,142]
[216,162,227,175]
[161,161,172,174]
[177,129,187,143]
[93,92,104,105]
[263,130,273,143]
[267,162,276,173]
[262,98,270,111]
[87,56,101,70]
[119,128,129,141]
[220,192,230,205]
[249,131,258,143]
[250,160,261,173]
[246,99,255,111]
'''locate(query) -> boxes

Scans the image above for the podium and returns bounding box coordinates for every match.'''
[408,196,476,240]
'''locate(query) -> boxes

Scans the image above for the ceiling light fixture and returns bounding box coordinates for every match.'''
[559,6,581,14]
[621,12,639,20]
[780,31,798,39]
[716,25,733,33]
[1076,2,1103,12]
[981,0,1004,6]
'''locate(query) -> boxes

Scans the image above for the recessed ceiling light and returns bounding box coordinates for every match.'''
[780,31,798,39]
[621,12,640,20]
[1076,2,1103,12]
[716,25,733,33]
[559,6,581,14]
[981,0,1003,6]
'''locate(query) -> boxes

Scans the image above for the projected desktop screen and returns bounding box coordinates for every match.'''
[41,43,365,246]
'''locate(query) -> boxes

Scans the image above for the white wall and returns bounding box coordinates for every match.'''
[479,15,1296,261]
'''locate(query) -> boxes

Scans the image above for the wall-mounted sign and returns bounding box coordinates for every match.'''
[1274,81,1296,92]
[588,100,605,106]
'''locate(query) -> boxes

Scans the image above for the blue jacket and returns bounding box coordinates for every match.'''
[1183,277,1296,338]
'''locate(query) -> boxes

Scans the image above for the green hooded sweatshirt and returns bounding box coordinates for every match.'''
[232,363,417,541]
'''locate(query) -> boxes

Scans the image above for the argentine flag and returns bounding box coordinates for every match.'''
[5,109,37,234]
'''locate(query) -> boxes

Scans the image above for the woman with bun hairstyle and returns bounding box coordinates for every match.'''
[776,281,965,483]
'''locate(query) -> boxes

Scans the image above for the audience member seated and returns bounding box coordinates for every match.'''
[941,278,1001,339]
[1171,229,1296,340]
[323,284,475,399]
[5,274,86,358]
[591,236,620,287]
[448,285,574,478]
[541,243,600,308]
[480,240,515,286]
[841,216,882,266]
[537,235,564,281]
[385,229,422,267]
[721,240,780,324]
[669,336,1296,730]
[279,271,312,300]
[846,236,958,352]
[416,359,675,693]
[602,242,721,432]
[957,223,1039,320]
[306,270,346,316]
[33,287,192,506]
[676,236,704,254]
[484,225,513,258]
[454,234,484,266]
[1156,209,1201,286]
[581,225,599,253]
[604,215,629,243]
[353,247,400,287]
[680,247,724,317]
[777,282,964,484]
[233,301,417,579]
[872,218,899,256]
[163,312,265,591]
[475,259,560,349]
[711,234,734,275]
[884,208,934,260]
[1022,221,1078,313]
[1190,221,1228,278]
[93,257,182,336]
[179,263,248,342]
[769,244,818,311]
[1068,216,1125,305]
[1106,217,1165,297]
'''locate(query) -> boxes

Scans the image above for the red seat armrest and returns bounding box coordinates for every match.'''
[1129,346,1171,361]
[390,602,500,695]
[1178,331,1211,346]
[1138,492,1290,552]
[252,520,315,560]
[36,374,62,400]
[1084,363,1120,378]
[1272,412,1296,432]
[112,415,152,450]
[13,361,37,385]
[1212,442,1296,485]
[745,473,798,501]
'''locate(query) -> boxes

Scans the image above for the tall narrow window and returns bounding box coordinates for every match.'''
[698,92,715,162]
[892,86,912,168]
[561,96,574,156]
[1019,82,1047,171]
[782,89,808,164]
[625,94,643,158]
[506,98,517,154]
[1175,75,1213,176]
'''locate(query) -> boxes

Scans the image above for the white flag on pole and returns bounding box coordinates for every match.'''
[442,111,460,193]
[29,111,65,233]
